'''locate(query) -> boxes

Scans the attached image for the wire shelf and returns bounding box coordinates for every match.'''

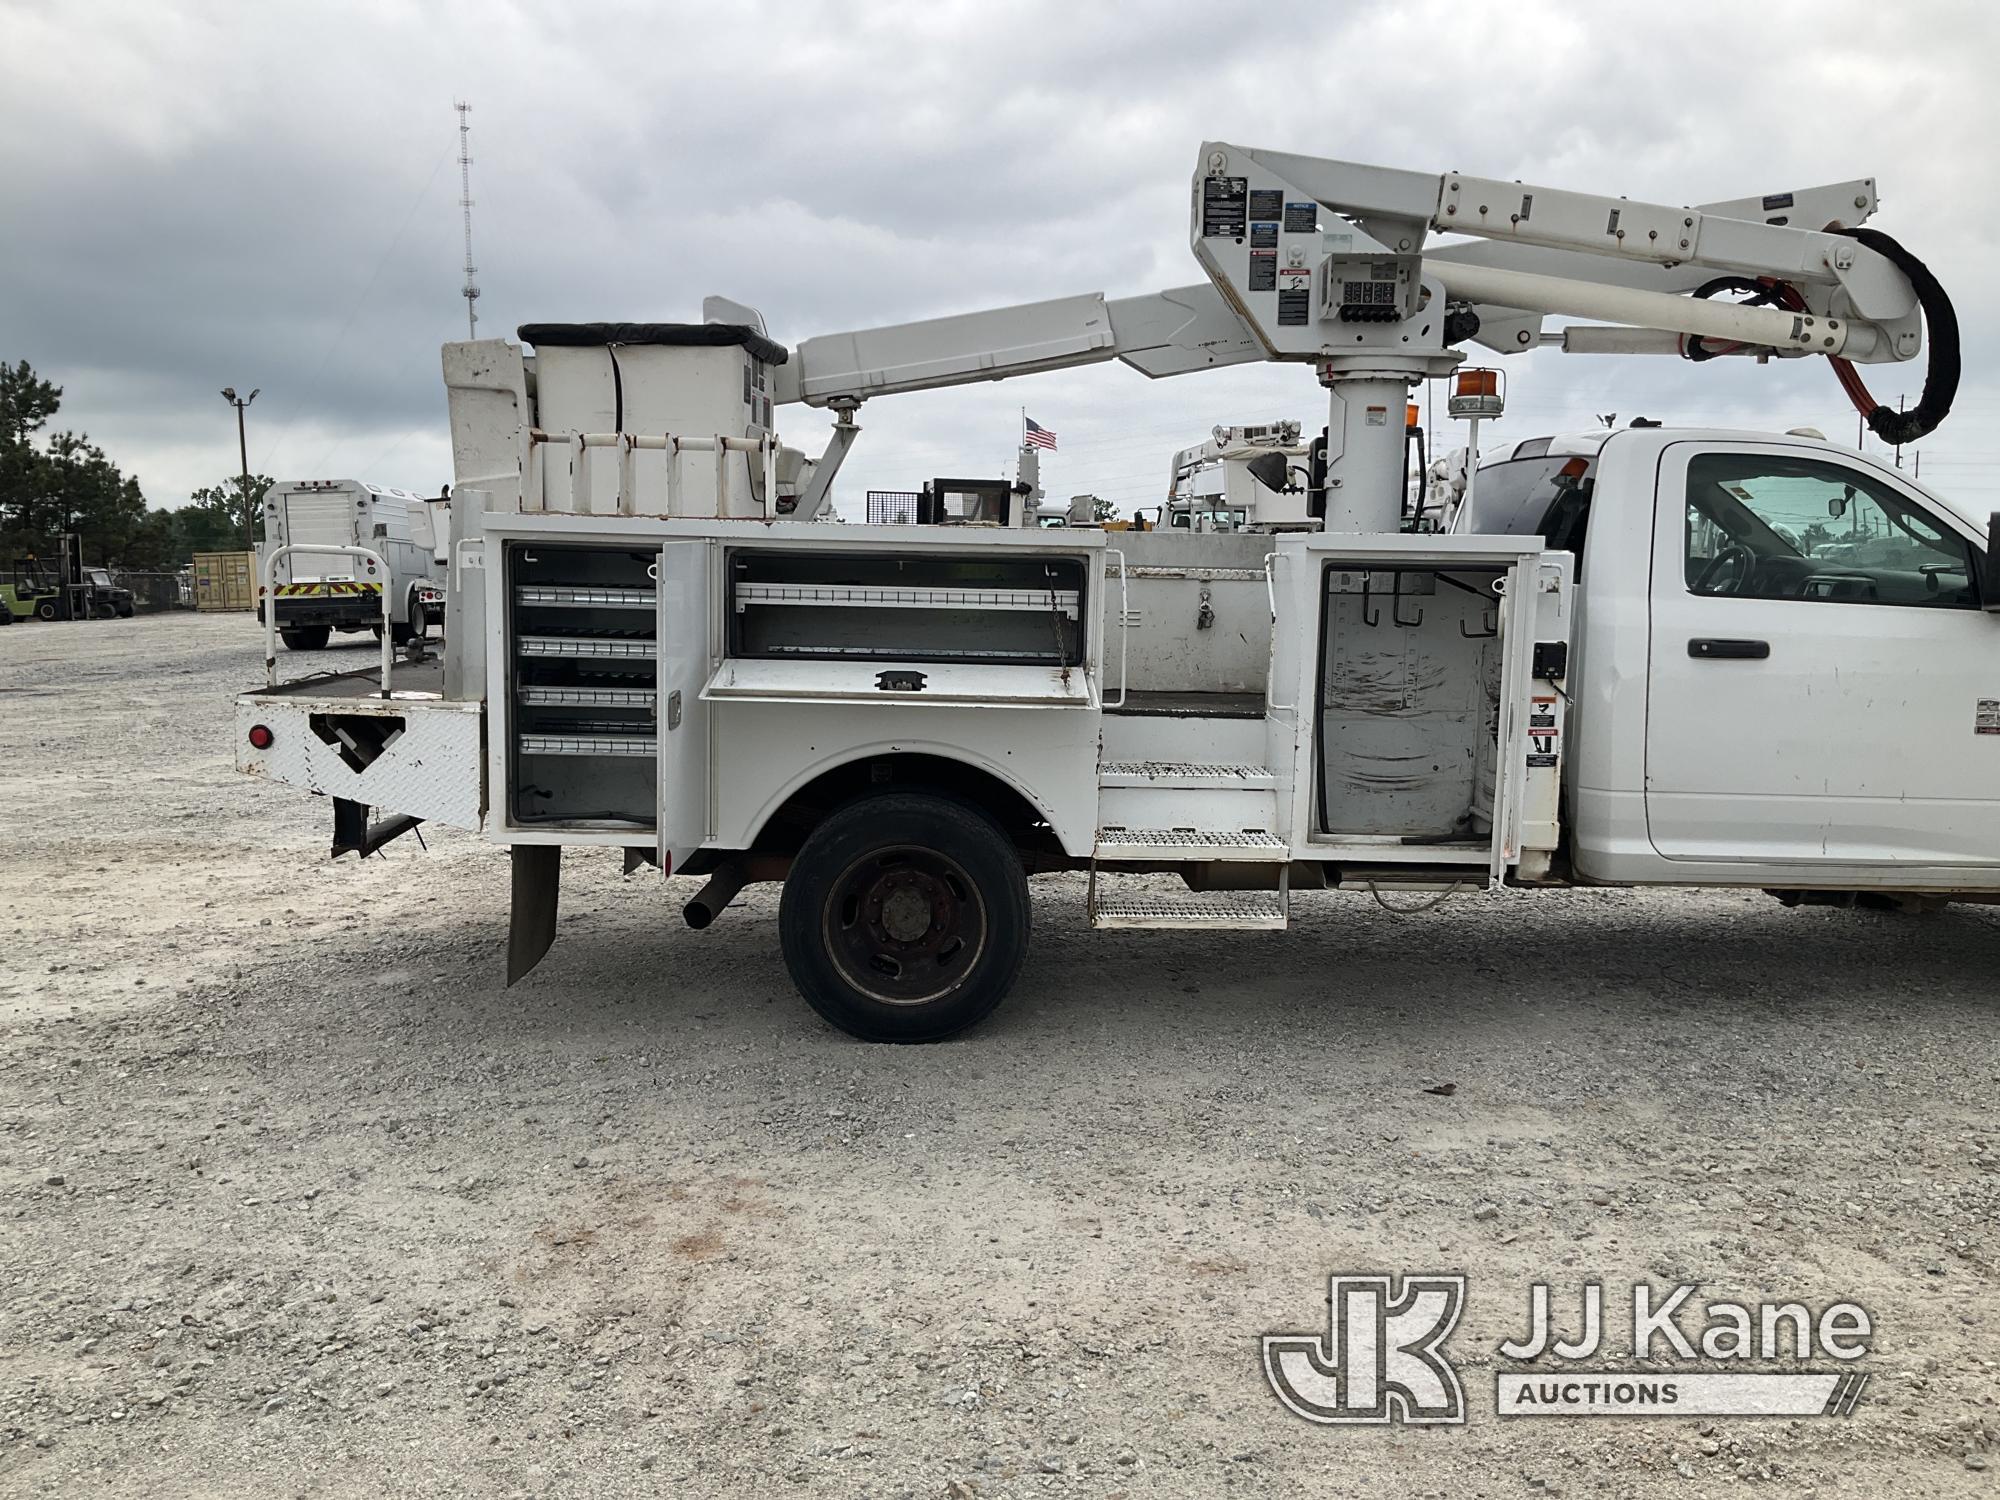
[518,733,657,758]
[734,582,1080,618]
[515,585,657,609]
[519,685,656,708]
[517,635,657,660]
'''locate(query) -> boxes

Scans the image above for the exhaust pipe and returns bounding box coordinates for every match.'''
[684,861,748,930]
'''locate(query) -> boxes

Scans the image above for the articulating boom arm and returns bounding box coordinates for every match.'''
[770,142,1955,453]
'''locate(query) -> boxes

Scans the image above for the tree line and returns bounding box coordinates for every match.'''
[0,358,271,572]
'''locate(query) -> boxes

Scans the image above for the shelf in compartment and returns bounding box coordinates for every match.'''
[756,643,1065,661]
[515,584,657,609]
[518,685,657,708]
[530,717,655,735]
[733,582,1080,618]
[518,733,658,758]
[517,635,657,660]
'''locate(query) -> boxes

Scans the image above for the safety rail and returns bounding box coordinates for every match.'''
[524,428,781,518]
[263,544,393,697]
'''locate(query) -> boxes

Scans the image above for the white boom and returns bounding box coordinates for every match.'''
[769,144,1938,532]
[777,149,1919,410]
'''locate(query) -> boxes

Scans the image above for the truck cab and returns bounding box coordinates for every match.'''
[1455,427,2000,885]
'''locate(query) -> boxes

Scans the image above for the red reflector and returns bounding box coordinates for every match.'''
[248,724,274,749]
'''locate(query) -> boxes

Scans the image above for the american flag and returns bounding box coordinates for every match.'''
[1023,416,1058,451]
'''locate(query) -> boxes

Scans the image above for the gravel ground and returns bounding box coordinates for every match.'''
[0,611,1996,1498]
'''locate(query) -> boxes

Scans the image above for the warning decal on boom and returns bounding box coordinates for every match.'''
[1202,177,1248,238]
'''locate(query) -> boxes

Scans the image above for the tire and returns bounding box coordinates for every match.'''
[35,600,58,622]
[401,599,428,644]
[116,604,134,619]
[280,625,331,651]
[779,791,1030,1042]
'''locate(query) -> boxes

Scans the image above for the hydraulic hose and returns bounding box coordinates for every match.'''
[1682,276,1795,362]
[1681,229,1958,447]
[1827,226,1959,447]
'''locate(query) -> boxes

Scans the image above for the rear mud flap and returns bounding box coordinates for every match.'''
[507,845,561,985]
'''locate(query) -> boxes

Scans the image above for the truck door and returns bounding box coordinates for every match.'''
[1644,441,2000,872]
[656,540,715,873]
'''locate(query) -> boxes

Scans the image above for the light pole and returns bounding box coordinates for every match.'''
[220,387,259,549]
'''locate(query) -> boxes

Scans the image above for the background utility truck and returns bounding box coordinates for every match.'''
[236,142,1975,1042]
[259,479,446,650]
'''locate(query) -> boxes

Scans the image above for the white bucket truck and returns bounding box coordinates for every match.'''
[236,143,1979,1042]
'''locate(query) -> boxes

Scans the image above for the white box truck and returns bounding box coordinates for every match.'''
[258,479,445,650]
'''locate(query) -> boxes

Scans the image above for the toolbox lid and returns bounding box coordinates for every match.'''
[516,322,787,365]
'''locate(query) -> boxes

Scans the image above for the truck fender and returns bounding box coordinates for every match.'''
[738,740,1091,858]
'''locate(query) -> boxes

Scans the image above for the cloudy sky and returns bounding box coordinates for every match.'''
[4,0,1996,520]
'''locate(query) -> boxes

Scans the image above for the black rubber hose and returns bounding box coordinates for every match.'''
[1830,226,1960,447]
[1684,276,1790,362]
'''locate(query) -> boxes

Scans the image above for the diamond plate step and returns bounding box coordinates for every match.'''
[1098,759,1276,789]
[1090,888,1288,931]
[1093,826,1288,862]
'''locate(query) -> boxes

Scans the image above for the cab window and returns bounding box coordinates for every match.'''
[1458,454,1597,565]
[1685,453,1977,608]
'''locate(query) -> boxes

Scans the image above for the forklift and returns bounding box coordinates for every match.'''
[5,535,133,621]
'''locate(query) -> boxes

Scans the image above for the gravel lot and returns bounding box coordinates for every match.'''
[1,611,1996,1497]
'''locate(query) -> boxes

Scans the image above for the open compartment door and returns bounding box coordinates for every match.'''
[1294,534,1562,881]
[656,540,715,872]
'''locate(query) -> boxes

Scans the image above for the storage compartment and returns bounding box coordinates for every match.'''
[1315,565,1506,841]
[507,543,660,826]
[520,324,780,517]
[728,550,1086,665]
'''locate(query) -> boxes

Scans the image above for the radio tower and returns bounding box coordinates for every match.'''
[456,101,480,339]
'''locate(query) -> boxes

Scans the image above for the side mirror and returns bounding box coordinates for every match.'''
[1985,513,2000,612]
[1246,451,1289,493]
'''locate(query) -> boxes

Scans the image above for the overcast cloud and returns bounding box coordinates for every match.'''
[3,0,1996,519]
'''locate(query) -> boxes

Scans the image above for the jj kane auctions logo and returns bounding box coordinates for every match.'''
[1264,1275,1873,1424]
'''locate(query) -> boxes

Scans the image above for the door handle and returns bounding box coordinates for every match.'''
[1688,638,1769,660]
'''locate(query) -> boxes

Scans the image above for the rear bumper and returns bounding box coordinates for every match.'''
[236,671,485,831]
[259,596,383,629]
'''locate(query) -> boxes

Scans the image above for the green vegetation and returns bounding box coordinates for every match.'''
[0,358,271,569]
